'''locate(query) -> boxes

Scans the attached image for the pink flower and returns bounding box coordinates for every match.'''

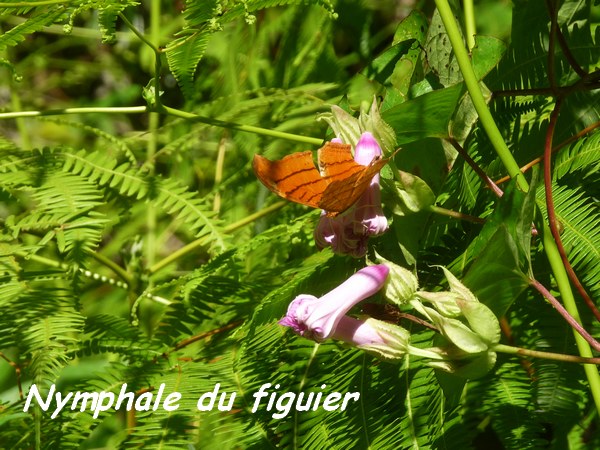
[330,316,390,346]
[278,265,389,341]
[279,265,409,358]
[314,132,388,257]
[313,212,368,258]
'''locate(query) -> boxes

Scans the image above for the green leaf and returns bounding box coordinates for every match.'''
[382,83,464,145]
[471,36,508,81]
[460,226,530,317]
[458,301,500,345]
[350,35,416,110]
[450,82,491,144]
[386,170,435,215]
[383,10,428,107]
[393,10,428,46]
[431,351,497,379]
[363,41,416,86]
[425,7,462,87]
[425,305,489,353]
[426,7,505,88]
[455,179,538,316]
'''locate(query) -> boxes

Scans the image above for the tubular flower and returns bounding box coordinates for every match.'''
[313,211,368,258]
[314,132,388,257]
[350,131,388,235]
[278,265,389,341]
[278,264,409,359]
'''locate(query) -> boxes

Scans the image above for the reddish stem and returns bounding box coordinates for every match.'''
[159,320,243,359]
[494,121,600,186]
[447,138,504,198]
[0,352,23,400]
[542,100,600,322]
[545,0,588,78]
[530,278,600,352]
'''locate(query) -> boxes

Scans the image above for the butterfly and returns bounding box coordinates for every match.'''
[252,141,395,217]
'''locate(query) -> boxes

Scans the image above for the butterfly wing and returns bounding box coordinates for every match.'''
[317,141,391,216]
[253,144,397,216]
[317,142,359,178]
[252,152,327,209]
[318,157,388,216]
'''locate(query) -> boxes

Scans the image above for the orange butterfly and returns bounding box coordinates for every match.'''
[252,142,395,217]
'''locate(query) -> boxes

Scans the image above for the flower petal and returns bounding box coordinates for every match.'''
[278,265,389,340]
[353,132,382,166]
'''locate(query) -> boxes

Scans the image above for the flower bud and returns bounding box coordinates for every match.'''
[332,317,410,361]
[376,255,419,306]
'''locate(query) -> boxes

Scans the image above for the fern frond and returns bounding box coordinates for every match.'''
[488,0,597,91]
[60,149,227,250]
[537,184,600,298]
[39,117,138,164]
[10,173,104,234]
[490,96,549,130]
[154,178,226,247]
[97,1,139,44]
[0,7,66,51]
[553,130,600,180]
[557,0,599,75]
[165,31,211,99]
[156,274,251,345]
[0,271,85,383]
[182,0,218,25]
[533,358,586,422]
[61,150,148,199]
[56,211,111,261]
[0,150,40,187]
[467,362,547,449]
[507,290,590,448]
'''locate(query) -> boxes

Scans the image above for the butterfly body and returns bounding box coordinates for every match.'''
[252,142,392,217]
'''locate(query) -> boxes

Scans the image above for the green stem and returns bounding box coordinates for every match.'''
[213,134,228,213]
[117,12,160,54]
[222,200,287,233]
[0,106,148,119]
[428,205,485,224]
[462,0,476,51]
[146,112,158,270]
[150,0,162,104]
[435,0,600,413]
[434,0,528,192]
[13,250,172,305]
[14,250,128,288]
[162,105,324,145]
[0,106,323,145]
[493,343,600,365]
[0,0,69,5]
[143,0,161,275]
[541,229,600,399]
[17,252,61,269]
[91,252,132,286]
[118,11,163,111]
[149,201,287,274]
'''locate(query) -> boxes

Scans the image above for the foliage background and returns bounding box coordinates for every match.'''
[0,0,599,448]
